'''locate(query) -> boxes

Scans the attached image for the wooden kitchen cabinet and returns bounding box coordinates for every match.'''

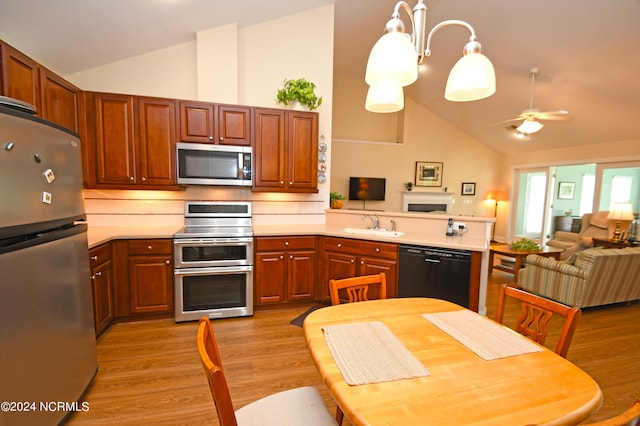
[320,237,398,302]
[254,236,317,306]
[126,239,174,315]
[84,92,179,189]
[253,108,318,192]
[89,242,115,336]
[178,101,251,146]
[1,40,81,132]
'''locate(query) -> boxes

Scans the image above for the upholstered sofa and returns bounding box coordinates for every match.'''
[546,211,610,260]
[518,247,640,308]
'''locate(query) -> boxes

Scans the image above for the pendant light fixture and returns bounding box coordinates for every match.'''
[365,0,496,113]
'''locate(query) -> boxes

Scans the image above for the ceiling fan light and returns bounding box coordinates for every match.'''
[365,82,404,113]
[445,52,496,102]
[517,119,544,134]
[365,32,418,87]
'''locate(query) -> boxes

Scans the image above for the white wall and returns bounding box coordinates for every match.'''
[67,5,335,226]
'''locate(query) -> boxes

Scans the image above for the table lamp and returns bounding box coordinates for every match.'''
[607,203,635,242]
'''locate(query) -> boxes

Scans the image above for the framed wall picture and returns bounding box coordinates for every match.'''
[415,161,443,187]
[558,182,576,199]
[461,182,476,196]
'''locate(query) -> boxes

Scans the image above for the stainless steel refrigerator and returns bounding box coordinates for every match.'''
[0,97,97,425]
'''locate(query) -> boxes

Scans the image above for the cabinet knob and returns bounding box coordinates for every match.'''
[280,181,284,185]
[350,259,355,263]
[90,275,95,281]
[376,247,380,253]
[279,255,284,260]
[289,255,293,259]
[289,181,293,185]
[165,260,170,264]
[209,136,214,141]
[360,260,364,265]
[147,245,153,251]
[90,255,98,261]
[141,177,146,182]
[285,241,289,246]
[129,176,134,181]
[337,243,342,248]
[96,271,102,277]
[219,137,224,142]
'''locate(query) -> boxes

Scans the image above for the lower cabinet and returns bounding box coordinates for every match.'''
[254,236,317,305]
[113,238,174,317]
[321,237,399,302]
[89,242,114,336]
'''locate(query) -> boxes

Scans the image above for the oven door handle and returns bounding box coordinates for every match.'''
[174,265,253,275]
[174,238,253,246]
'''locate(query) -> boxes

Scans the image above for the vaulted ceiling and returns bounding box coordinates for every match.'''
[1,0,638,155]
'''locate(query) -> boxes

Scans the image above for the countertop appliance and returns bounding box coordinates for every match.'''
[176,142,252,186]
[173,201,253,321]
[0,98,97,425]
[397,244,472,308]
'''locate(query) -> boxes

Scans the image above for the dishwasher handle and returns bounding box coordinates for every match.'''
[424,258,441,263]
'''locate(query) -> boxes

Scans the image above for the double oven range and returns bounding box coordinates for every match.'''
[173,201,253,322]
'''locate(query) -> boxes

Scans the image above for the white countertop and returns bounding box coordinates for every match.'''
[87,224,488,252]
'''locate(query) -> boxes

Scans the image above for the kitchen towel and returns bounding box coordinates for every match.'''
[323,321,429,386]
[423,310,543,360]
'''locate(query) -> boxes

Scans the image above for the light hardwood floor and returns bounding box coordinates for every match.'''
[67,270,640,425]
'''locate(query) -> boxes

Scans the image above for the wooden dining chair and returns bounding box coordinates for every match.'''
[584,398,640,425]
[329,272,387,306]
[328,272,386,424]
[495,283,582,358]
[196,317,337,426]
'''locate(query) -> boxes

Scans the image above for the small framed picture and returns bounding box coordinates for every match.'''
[558,182,575,200]
[415,161,443,187]
[461,182,476,196]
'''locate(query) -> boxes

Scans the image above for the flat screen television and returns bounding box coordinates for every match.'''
[349,177,386,201]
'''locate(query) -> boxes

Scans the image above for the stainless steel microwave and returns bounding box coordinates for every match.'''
[176,142,252,186]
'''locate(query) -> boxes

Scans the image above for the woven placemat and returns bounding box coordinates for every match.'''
[323,321,429,386]
[423,310,543,360]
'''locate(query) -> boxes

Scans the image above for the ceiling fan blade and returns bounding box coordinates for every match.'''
[536,112,572,122]
[535,110,569,118]
[492,117,525,125]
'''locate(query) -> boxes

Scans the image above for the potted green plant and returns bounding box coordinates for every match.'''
[330,191,346,209]
[276,78,322,111]
[405,182,413,191]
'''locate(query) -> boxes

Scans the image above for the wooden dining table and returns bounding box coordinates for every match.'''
[303,298,603,426]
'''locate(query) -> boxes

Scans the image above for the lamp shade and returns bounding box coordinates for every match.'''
[444,52,496,102]
[517,119,544,134]
[365,32,418,87]
[607,202,635,220]
[365,81,404,113]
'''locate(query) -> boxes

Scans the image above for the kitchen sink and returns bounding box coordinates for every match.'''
[339,227,405,237]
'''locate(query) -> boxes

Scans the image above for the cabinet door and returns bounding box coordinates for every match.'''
[0,42,40,112]
[217,105,251,146]
[93,93,137,185]
[359,256,398,299]
[322,252,358,302]
[137,97,177,186]
[253,108,286,189]
[178,100,215,143]
[254,251,286,304]
[89,243,114,335]
[39,67,81,133]
[128,254,173,314]
[287,249,317,301]
[287,111,318,190]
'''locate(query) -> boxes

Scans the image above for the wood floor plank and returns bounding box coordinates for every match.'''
[67,270,639,425]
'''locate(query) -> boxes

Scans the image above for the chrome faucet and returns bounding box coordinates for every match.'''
[390,219,397,232]
[361,214,380,229]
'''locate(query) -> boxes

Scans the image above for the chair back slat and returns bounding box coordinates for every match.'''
[496,283,581,358]
[329,273,387,306]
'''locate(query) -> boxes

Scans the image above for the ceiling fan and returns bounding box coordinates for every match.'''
[501,67,571,136]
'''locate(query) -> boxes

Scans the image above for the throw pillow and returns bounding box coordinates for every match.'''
[566,252,580,265]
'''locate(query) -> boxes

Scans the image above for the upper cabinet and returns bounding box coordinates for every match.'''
[0,40,81,133]
[84,92,179,190]
[178,101,251,146]
[253,108,318,193]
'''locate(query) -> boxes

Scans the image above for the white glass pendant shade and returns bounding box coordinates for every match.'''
[445,52,496,102]
[365,82,404,113]
[365,32,418,87]
[517,118,544,134]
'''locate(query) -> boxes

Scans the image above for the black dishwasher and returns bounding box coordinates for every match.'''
[398,244,471,308]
